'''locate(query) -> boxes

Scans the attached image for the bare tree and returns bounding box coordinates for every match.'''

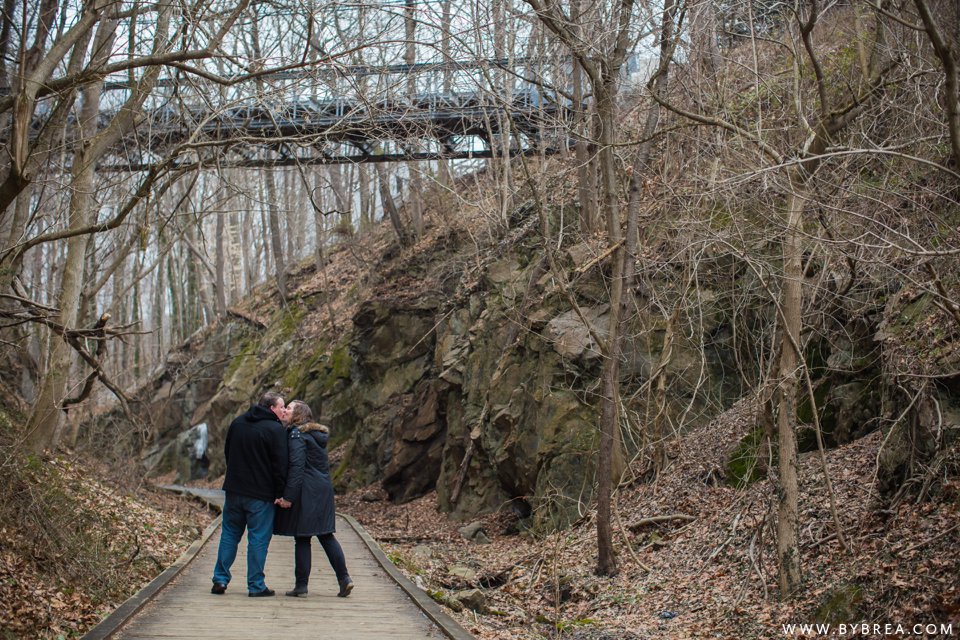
[524,0,656,576]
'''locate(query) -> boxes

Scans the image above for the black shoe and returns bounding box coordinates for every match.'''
[211,582,227,595]
[248,588,275,597]
[285,586,308,597]
[337,577,353,598]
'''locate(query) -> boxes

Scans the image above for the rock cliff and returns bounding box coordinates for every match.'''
[79,213,959,531]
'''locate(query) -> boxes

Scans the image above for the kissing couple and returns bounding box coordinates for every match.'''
[210,391,354,598]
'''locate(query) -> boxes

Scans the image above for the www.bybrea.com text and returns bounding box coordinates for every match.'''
[782,623,955,637]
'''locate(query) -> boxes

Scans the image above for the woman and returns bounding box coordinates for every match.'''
[274,400,354,597]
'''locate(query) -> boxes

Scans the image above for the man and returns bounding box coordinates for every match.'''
[211,391,289,597]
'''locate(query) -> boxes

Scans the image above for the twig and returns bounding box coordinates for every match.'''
[699,509,744,573]
[627,514,695,531]
[572,239,623,276]
[749,530,768,600]
[900,522,960,555]
[114,537,141,568]
[808,531,838,549]
[615,505,652,573]
[733,530,767,609]
[63,313,111,408]
[376,535,439,543]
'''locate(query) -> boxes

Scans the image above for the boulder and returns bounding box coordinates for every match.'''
[545,306,609,363]
[380,381,448,503]
[447,565,478,581]
[457,521,491,544]
[351,299,439,372]
[454,588,487,612]
[411,545,434,560]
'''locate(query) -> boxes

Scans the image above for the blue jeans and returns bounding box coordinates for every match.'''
[212,493,275,593]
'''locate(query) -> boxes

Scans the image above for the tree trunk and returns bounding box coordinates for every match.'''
[573,61,597,233]
[439,0,455,188]
[153,247,165,361]
[23,19,117,451]
[595,83,623,576]
[283,170,296,261]
[246,15,287,298]
[264,169,287,300]
[0,191,32,404]
[215,209,227,314]
[404,0,424,238]
[329,164,353,233]
[494,0,514,222]
[776,185,805,596]
[358,165,373,231]
[377,164,409,245]
[131,255,142,380]
[570,0,596,232]
[0,189,30,290]
[913,0,960,164]
[240,208,255,293]
[257,204,270,279]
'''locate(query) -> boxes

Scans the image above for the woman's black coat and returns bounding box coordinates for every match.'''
[274,422,336,536]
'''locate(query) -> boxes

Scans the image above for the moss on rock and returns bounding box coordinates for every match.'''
[726,427,771,488]
[812,584,864,624]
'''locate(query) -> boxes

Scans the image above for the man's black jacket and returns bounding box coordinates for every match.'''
[222,405,288,502]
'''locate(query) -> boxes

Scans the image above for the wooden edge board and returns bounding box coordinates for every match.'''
[339,513,476,640]
[80,514,223,640]
[81,488,473,640]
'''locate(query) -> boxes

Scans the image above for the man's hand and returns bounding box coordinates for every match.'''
[274,498,292,509]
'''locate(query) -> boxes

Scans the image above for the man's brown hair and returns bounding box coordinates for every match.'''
[258,391,283,409]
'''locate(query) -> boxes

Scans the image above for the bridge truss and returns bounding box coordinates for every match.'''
[101,59,576,171]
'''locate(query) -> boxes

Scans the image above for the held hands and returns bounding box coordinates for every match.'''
[274,498,292,509]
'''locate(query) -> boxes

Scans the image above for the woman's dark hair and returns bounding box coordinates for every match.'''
[287,400,313,425]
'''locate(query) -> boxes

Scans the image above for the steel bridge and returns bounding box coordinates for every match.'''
[102,59,575,171]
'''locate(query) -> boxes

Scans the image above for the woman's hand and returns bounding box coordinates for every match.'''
[274,498,292,508]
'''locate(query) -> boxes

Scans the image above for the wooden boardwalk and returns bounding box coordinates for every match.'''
[86,492,470,640]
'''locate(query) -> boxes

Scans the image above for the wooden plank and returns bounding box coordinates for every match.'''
[101,515,466,640]
[120,631,444,639]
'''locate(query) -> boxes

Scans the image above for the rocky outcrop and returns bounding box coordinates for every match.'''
[79,320,259,474]
[295,297,447,501]
[301,244,742,531]
[147,422,210,483]
[82,232,754,531]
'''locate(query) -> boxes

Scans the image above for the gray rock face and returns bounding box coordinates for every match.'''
[145,422,210,483]
[306,243,736,531]
[84,219,749,536]
[545,306,608,362]
[305,299,447,501]
[79,320,256,474]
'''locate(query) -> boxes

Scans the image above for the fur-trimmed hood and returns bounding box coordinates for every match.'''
[297,422,329,434]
